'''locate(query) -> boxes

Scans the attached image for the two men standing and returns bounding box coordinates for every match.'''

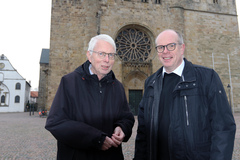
[45,30,236,160]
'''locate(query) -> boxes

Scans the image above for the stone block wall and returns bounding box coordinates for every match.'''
[45,0,240,111]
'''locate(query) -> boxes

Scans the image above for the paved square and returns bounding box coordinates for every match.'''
[0,112,239,160]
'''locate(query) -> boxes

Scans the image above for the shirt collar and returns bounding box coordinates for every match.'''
[162,60,185,77]
[89,64,94,75]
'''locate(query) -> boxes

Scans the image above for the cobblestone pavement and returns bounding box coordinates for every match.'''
[0,112,239,160]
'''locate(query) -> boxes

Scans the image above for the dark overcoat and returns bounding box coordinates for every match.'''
[134,59,236,160]
[45,60,135,160]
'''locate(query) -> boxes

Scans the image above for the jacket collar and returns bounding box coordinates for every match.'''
[148,58,196,87]
[75,60,116,83]
[181,58,196,82]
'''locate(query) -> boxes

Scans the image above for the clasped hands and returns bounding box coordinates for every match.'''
[101,126,125,151]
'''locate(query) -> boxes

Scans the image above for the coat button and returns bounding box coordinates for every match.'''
[100,91,102,94]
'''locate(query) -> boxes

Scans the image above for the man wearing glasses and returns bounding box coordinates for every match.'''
[134,29,236,160]
[45,34,134,160]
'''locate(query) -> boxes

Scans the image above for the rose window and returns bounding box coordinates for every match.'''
[115,28,151,62]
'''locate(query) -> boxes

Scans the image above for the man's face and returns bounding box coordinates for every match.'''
[156,30,185,73]
[87,40,115,80]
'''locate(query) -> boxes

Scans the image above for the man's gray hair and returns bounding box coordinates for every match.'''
[175,30,184,44]
[88,34,116,54]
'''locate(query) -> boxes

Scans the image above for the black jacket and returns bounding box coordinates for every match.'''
[134,59,236,160]
[45,60,135,160]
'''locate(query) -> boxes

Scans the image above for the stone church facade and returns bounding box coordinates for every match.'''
[41,0,240,114]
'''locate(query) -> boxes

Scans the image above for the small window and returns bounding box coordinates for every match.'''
[155,0,161,4]
[1,95,5,103]
[16,83,21,90]
[15,96,20,103]
[213,0,218,4]
[141,0,148,3]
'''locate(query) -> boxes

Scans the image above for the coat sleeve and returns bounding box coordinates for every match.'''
[113,82,135,142]
[45,77,106,150]
[208,71,236,160]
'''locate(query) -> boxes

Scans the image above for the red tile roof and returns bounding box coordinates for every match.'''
[31,91,38,98]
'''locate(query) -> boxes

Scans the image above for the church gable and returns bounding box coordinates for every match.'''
[0,54,29,112]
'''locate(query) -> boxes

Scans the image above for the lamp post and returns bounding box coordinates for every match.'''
[227,84,232,112]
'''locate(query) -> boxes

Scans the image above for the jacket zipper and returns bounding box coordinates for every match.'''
[181,75,189,126]
[184,95,189,126]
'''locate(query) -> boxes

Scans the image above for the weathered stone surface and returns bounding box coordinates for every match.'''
[42,0,240,112]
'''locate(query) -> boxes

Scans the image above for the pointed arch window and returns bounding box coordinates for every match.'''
[155,0,161,4]
[213,0,218,4]
[16,83,21,90]
[15,96,20,103]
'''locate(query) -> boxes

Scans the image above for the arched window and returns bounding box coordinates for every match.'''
[15,83,21,90]
[15,96,20,103]
[1,95,5,103]
[115,28,151,62]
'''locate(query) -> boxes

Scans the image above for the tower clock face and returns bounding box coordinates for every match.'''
[0,63,5,69]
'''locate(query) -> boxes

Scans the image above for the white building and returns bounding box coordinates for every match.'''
[0,54,31,112]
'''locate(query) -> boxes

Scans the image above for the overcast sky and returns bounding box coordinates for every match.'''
[0,0,51,90]
[0,1,239,90]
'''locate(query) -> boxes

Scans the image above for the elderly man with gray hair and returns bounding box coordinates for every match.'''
[46,34,134,160]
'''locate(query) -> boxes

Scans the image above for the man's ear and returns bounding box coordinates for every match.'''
[87,51,91,62]
[181,44,185,55]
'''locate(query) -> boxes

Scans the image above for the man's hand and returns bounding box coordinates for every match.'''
[101,126,125,151]
[111,126,125,146]
[101,136,118,151]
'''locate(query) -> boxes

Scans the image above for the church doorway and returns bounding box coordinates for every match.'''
[129,89,142,116]
[115,24,154,115]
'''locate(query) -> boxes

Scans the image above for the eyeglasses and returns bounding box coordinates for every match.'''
[90,50,117,60]
[155,43,181,53]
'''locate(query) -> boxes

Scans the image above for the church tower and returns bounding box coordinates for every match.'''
[44,0,240,113]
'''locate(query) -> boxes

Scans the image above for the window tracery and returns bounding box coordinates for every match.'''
[115,28,151,62]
